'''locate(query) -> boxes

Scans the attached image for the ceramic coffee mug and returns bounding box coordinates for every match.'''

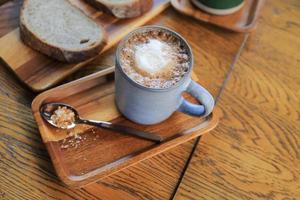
[115,26,215,125]
[191,0,244,15]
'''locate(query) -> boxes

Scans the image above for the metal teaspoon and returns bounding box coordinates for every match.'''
[40,103,163,143]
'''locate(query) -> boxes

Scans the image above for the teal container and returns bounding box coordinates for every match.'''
[198,0,244,9]
[192,0,244,15]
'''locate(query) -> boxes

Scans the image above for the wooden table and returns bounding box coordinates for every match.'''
[0,0,299,199]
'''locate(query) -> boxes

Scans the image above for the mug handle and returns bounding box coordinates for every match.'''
[178,80,215,117]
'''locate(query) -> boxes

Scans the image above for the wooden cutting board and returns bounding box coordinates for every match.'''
[32,68,219,188]
[0,0,170,92]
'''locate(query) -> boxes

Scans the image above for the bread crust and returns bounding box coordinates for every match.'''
[20,0,107,63]
[84,0,153,18]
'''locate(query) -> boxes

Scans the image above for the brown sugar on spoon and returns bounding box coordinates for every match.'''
[50,106,75,129]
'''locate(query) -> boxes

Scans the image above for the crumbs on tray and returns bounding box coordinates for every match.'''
[60,128,98,149]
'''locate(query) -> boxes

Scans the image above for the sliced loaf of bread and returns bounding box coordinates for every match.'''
[84,0,153,18]
[20,0,107,63]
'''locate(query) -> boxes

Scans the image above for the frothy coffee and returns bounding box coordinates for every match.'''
[119,29,190,89]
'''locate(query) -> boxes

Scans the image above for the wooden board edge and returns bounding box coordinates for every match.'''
[49,107,220,188]
[239,0,266,32]
[0,57,36,91]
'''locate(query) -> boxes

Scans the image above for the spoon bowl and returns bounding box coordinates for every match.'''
[40,103,80,129]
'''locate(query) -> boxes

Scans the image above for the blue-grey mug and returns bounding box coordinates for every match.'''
[115,26,215,125]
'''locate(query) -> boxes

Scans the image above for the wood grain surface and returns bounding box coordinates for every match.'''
[1,0,298,198]
[0,0,249,198]
[174,0,300,199]
[171,0,265,32]
[0,0,170,92]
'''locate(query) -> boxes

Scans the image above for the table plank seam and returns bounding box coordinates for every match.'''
[170,33,250,200]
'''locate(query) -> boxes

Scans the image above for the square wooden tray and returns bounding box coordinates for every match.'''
[32,68,219,188]
[171,0,265,32]
[0,0,170,92]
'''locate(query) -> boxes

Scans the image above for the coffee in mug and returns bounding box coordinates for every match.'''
[115,26,215,125]
[119,29,190,89]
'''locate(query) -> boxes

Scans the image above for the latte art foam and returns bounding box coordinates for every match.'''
[120,30,190,89]
[134,39,176,79]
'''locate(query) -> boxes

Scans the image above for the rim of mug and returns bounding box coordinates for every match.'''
[115,25,194,92]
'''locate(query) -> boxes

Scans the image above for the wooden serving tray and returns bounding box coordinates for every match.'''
[32,68,219,188]
[0,0,170,92]
[171,0,265,32]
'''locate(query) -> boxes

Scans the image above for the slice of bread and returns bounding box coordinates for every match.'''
[20,0,107,63]
[84,0,153,18]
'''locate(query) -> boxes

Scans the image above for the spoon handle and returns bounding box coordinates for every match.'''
[79,119,163,143]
